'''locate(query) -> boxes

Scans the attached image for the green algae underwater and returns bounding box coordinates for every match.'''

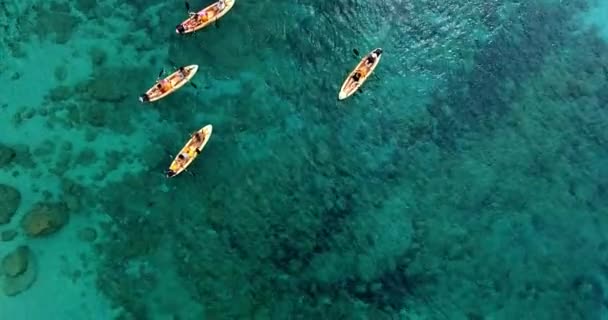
[1,0,608,319]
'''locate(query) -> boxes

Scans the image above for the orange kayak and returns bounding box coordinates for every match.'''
[176,0,235,34]
[338,48,383,100]
[166,125,213,178]
[139,65,199,103]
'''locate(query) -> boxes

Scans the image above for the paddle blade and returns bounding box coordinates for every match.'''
[353,49,359,56]
[185,1,190,11]
[158,68,164,78]
[190,82,198,89]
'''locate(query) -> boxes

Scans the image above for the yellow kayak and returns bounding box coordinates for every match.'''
[338,48,383,100]
[166,125,213,178]
[176,0,235,34]
[139,65,199,103]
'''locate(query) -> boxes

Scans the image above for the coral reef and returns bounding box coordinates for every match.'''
[0,144,16,167]
[2,246,29,277]
[1,246,37,297]
[0,184,20,225]
[77,227,97,242]
[1,230,18,242]
[31,1,81,44]
[21,202,70,237]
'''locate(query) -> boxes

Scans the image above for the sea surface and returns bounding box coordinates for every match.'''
[1,0,608,319]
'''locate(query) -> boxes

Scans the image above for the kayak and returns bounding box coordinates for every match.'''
[176,0,235,34]
[139,65,199,103]
[166,125,213,178]
[338,48,383,100]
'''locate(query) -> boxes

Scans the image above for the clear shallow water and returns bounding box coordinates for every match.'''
[1,0,608,319]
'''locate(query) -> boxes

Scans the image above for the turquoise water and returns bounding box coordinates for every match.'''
[1,0,608,319]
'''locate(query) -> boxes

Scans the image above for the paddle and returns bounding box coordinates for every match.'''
[190,82,198,89]
[186,1,199,16]
[353,48,359,56]
[157,68,165,80]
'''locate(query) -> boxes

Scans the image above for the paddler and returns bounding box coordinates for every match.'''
[217,0,226,11]
[352,68,367,82]
[156,78,173,93]
[198,0,225,23]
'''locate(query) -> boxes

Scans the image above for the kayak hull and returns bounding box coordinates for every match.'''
[166,125,213,178]
[140,65,199,103]
[176,0,235,34]
[338,48,383,100]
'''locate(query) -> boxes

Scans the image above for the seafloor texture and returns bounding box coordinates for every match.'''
[1,0,608,319]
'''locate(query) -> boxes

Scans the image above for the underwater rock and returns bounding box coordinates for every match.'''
[21,202,69,237]
[54,65,67,82]
[0,184,21,224]
[1,245,29,277]
[1,230,18,242]
[35,8,80,45]
[47,85,71,102]
[0,144,16,167]
[2,246,37,296]
[86,69,128,102]
[89,47,107,66]
[78,227,97,242]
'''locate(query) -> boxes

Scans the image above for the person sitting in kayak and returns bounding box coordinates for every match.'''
[366,51,380,66]
[363,49,382,68]
[192,131,203,143]
[178,67,189,80]
[197,11,208,23]
[178,152,190,161]
[156,79,173,93]
[352,68,368,82]
[217,0,226,11]
[198,0,225,23]
[198,9,216,23]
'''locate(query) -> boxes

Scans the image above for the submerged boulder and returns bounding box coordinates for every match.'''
[0,184,21,224]
[77,227,97,242]
[0,144,16,167]
[86,68,129,103]
[1,245,29,277]
[21,202,69,237]
[1,246,37,296]
[1,230,17,242]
